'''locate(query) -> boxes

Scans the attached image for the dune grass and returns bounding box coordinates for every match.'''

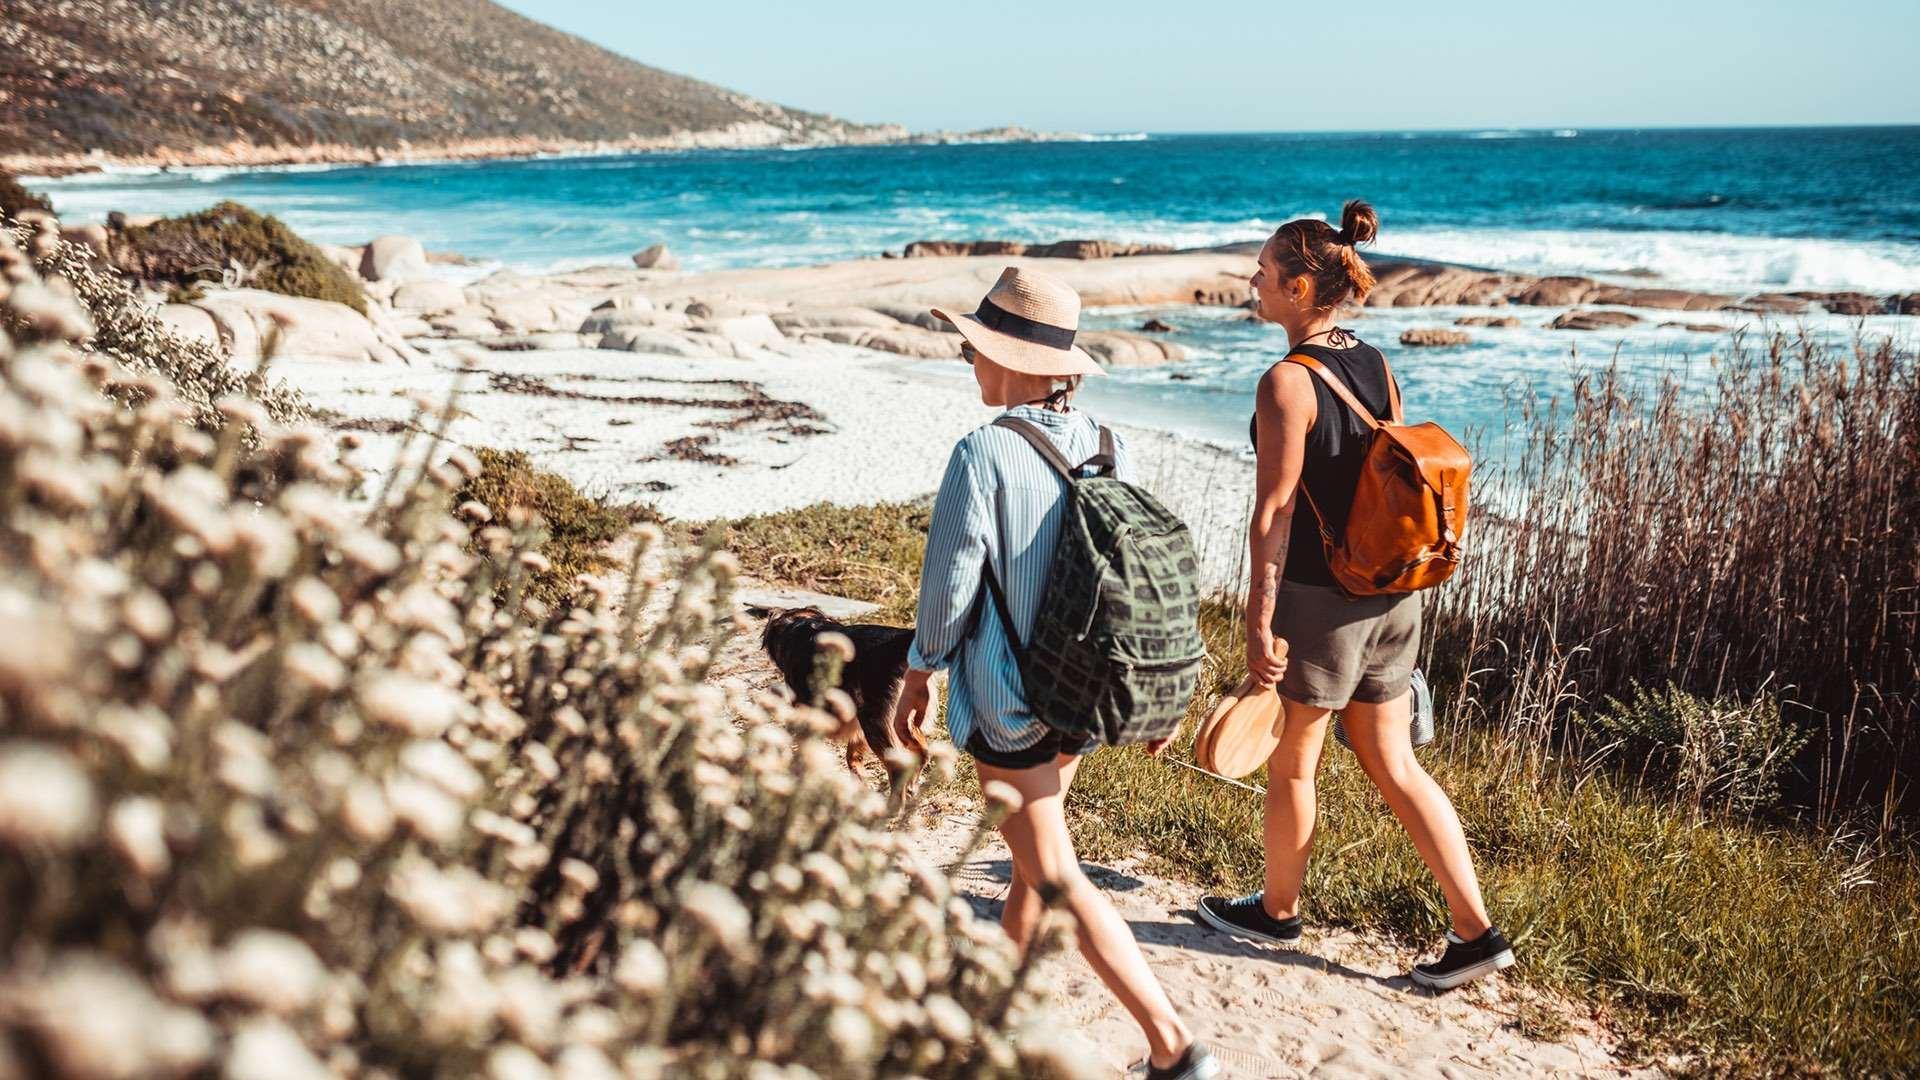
[717,501,1920,1074]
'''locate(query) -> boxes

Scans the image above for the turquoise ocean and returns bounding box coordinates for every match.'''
[36,127,1920,446]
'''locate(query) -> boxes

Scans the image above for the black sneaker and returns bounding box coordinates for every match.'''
[1410,926,1515,990]
[1127,1041,1223,1080]
[1195,891,1303,948]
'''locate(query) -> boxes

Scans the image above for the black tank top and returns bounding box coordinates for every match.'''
[1248,338,1398,586]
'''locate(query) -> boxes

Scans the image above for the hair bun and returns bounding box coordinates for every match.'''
[1339,200,1379,246]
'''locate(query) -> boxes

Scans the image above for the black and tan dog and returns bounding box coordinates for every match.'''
[759,607,925,775]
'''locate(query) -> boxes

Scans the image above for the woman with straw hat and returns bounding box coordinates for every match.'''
[892,267,1219,1079]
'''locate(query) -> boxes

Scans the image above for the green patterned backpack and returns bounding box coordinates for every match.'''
[982,417,1206,746]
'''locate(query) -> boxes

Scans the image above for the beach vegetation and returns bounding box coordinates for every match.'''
[0,173,51,218]
[454,447,629,604]
[5,217,308,427]
[716,329,1920,1073]
[0,221,1065,1077]
[112,200,370,315]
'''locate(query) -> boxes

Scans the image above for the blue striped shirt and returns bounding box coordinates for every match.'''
[907,405,1134,752]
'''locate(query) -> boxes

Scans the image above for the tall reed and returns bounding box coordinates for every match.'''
[1430,329,1920,825]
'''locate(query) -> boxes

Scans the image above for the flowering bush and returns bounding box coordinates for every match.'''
[0,215,1068,1077]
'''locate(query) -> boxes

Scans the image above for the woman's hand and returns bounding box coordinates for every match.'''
[892,669,934,750]
[1246,622,1290,689]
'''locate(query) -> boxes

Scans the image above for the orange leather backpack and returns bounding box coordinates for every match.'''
[1286,353,1471,595]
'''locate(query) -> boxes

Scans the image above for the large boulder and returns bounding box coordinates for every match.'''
[390,280,468,315]
[1790,291,1884,316]
[1454,315,1520,328]
[154,303,221,349]
[1895,294,1920,316]
[770,307,904,333]
[902,240,1028,259]
[1512,276,1602,307]
[580,308,692,335]
[1730,293,1811,314]
[1367,264,1516,307]
[1588,286,1730,311]
[476,294,596,335]
[805,326,964,359]
[631,244,681,271]
[590,293,657,315]
[597,326,729,357]
[1078,331,1188,366]
[428,310,503,338]
[1026,239,1173,260]
[1547,309,1642,331]
[1400,328,1472,347]
[699,313,786,352]
[191,288,420,364]
[358,235,429,282]
[317,244,364,277]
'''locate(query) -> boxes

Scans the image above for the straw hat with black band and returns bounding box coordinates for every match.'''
[932,267,1105,378]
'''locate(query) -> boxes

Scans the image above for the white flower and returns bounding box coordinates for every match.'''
[679,882,752,958]
[556,1042,621,1079]
[225,1016,329,1080]
[8,952,212,1079]
[384,774,465,845]
[612,939,668,998]
[357,672,464,738]
[400,739,483,800]
[486,1045,552,1080]
[388,859,513,935]
[218,930,324,1015]
[339,778,394,843]
[0,742,97,848]
[107,797,169,878]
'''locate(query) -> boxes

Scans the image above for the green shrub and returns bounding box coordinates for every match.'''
[709,500,933,624]
[114,200,369,315]
[1586,683,1812,817]
[0,173,51,218]
[454,448,629,604]
[0,227,1065,1077]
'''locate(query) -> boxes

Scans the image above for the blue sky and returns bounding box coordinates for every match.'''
[499,1,1919,133]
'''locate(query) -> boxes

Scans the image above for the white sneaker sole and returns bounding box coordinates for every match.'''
[1410,947,1515,990]
[1195,902,1303,950]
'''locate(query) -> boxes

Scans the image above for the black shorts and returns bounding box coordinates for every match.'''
[964,727,1096,770]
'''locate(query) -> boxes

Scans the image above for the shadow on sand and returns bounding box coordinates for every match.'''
[952,857,1413,993]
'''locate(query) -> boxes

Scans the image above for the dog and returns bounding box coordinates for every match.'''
[759,606,925,778]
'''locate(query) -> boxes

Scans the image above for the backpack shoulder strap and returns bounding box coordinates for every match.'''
[1077,425,1118,476]
[1379,354,1405,424]
[1283,353,1381,431]
[992,415,1077,479]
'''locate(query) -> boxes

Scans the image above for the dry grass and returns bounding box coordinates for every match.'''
[1429,330,1919,827]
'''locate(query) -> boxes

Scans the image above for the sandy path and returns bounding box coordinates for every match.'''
[908,799,1644,1079]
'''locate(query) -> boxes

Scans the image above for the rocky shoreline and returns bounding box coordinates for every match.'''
[4,126,1095,179]
[904,238,1920,318]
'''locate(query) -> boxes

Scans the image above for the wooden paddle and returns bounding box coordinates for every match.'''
[1195,674,1283,780]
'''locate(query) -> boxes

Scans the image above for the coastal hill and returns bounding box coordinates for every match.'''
[1,0,906,169]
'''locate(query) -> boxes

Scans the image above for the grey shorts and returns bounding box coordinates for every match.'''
[1273,582,1421,710]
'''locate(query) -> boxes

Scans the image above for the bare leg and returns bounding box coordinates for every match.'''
[1001,863,1043,951]
[1263,697,1332,919]
[981,753,1194,1069]
[1343,692,1493,939]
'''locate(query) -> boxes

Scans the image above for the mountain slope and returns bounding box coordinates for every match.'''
[1,0,898,165]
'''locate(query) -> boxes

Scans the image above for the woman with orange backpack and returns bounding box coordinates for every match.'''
[1194,201,1514,990]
